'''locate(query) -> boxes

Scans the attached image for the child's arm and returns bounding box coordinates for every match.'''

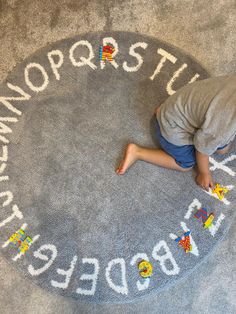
[195,150,214,191]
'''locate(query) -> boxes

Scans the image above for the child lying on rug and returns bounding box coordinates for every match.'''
[116,75,236,191]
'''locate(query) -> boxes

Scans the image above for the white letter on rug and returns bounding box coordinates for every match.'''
[76,258,99,296]
[123,42,148,72]
[0,176,8,182]
[167,64,200,95]
[0,82,31,116]
[48,50,64,81]
[25,63,49,93]
[209,155,236,177]
[0,163,8,182]
[69,40,97,70]
[0,204,23,228]
[28,244,57,276]
[152,240,180,275]
[0,191,13,207]
[0,145,9,181]
[0,117,18,144]
[105,258,128,295]
[150,48,177,81]
[208,213,225,237]
[130,253,150,291]
[0,120,14,144]
[101,37,119,69]
[0,145,8,162]
[184,198,202,220]
[51,255,78,289]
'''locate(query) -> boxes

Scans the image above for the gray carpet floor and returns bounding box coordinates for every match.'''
[0,0,236,313]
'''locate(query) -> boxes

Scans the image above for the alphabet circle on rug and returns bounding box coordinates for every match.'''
[0,31,235,303]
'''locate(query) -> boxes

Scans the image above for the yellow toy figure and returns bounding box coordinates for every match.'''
[8,229,32,255]
[204,213,215,228]
[8,229,25,246]
[18,236,32,253]
[138,260,153,278]
[212,183,229,200]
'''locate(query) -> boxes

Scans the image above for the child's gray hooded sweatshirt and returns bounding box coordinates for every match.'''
[156,75,236,155]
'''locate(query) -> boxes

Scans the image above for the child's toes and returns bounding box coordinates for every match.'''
[116,166,121,174]
[116,163,124,174]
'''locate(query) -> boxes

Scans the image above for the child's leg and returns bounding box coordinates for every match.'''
[116,143,192,174]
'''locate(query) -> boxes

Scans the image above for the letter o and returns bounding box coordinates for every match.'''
[25,63,49,93]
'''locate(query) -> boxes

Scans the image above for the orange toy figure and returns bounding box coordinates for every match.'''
[212,183,229,200]
[99,44,115,63]
[175,231,192,253]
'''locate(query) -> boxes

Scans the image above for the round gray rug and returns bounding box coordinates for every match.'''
[0,31,235,303]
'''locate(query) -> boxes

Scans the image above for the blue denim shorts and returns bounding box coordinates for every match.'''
[155,119,228,169]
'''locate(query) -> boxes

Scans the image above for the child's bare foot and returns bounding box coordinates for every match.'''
[116,143,139,174]
[216,143,231,155]
[155,105,162,115]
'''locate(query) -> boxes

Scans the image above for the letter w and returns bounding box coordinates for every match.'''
[0,82,31,116]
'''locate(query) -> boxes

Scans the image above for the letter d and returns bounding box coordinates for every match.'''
[105,258,128,295]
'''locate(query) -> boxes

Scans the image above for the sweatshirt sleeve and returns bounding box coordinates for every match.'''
[193,97,236,155]
[193,128,222,155]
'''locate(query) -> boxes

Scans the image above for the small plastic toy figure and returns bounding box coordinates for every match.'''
[99,44,115,63]
[8,229,32,254]
[175,231,192,253]
[194,207,215,228]
[203,213,215,229]
[18,236,32,253]
[138,260,153,278]
[8,229,25,247]
[212,183,229,200]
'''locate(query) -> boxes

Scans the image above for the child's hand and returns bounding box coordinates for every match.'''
[195,171,214,191]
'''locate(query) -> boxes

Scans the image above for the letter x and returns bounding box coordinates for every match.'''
[209,155,236,177]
